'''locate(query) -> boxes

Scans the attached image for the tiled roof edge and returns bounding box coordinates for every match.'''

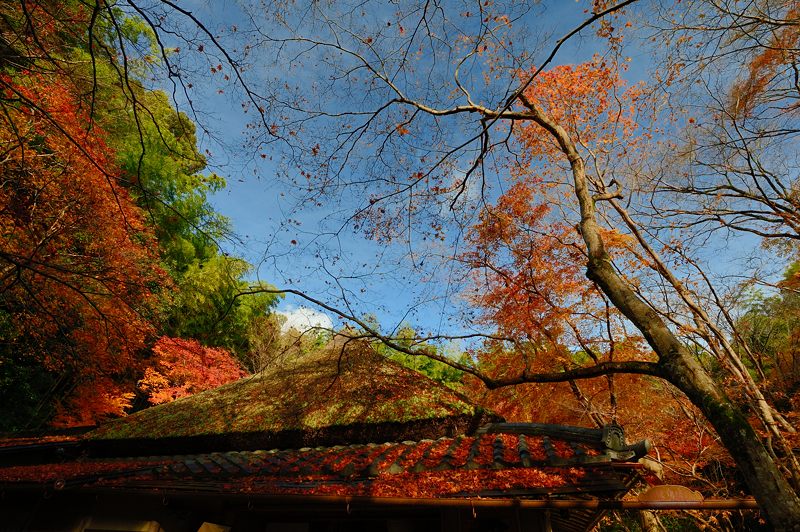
[477,422,651,461]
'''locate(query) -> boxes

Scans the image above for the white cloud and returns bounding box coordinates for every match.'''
[276,306,334,333]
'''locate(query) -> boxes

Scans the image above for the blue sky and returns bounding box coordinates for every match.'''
[159,1,638,336]
[152,0,777,341]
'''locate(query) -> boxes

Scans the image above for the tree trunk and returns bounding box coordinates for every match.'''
[587,240,800,530]
[522,100,800,530]
[662,351,800,531]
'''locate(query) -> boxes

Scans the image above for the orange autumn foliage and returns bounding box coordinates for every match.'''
[458,58,735,484]
[139,337,246,405]
[464,181,588,348]
[517,57,642,162]
[466,58,646,358]
[1,72,169,426]
[729,2,800,118]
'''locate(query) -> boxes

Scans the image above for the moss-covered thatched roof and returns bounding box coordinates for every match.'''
[87,340,496,454]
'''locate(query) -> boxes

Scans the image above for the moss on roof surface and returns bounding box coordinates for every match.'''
[88,341,483,443]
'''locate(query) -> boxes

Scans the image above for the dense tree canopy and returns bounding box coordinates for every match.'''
[0,0,279,429]
[0,69,167,425]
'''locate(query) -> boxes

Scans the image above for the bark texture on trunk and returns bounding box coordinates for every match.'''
[521,99,800,530]
[662,353,800,531]
[589,257,800,530]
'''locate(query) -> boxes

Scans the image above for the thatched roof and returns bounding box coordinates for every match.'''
[87,341,496,454]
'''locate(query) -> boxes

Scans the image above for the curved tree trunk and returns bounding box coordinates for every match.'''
[588,255,800,530]
[662,350,800,530]
[521,98,800,530]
